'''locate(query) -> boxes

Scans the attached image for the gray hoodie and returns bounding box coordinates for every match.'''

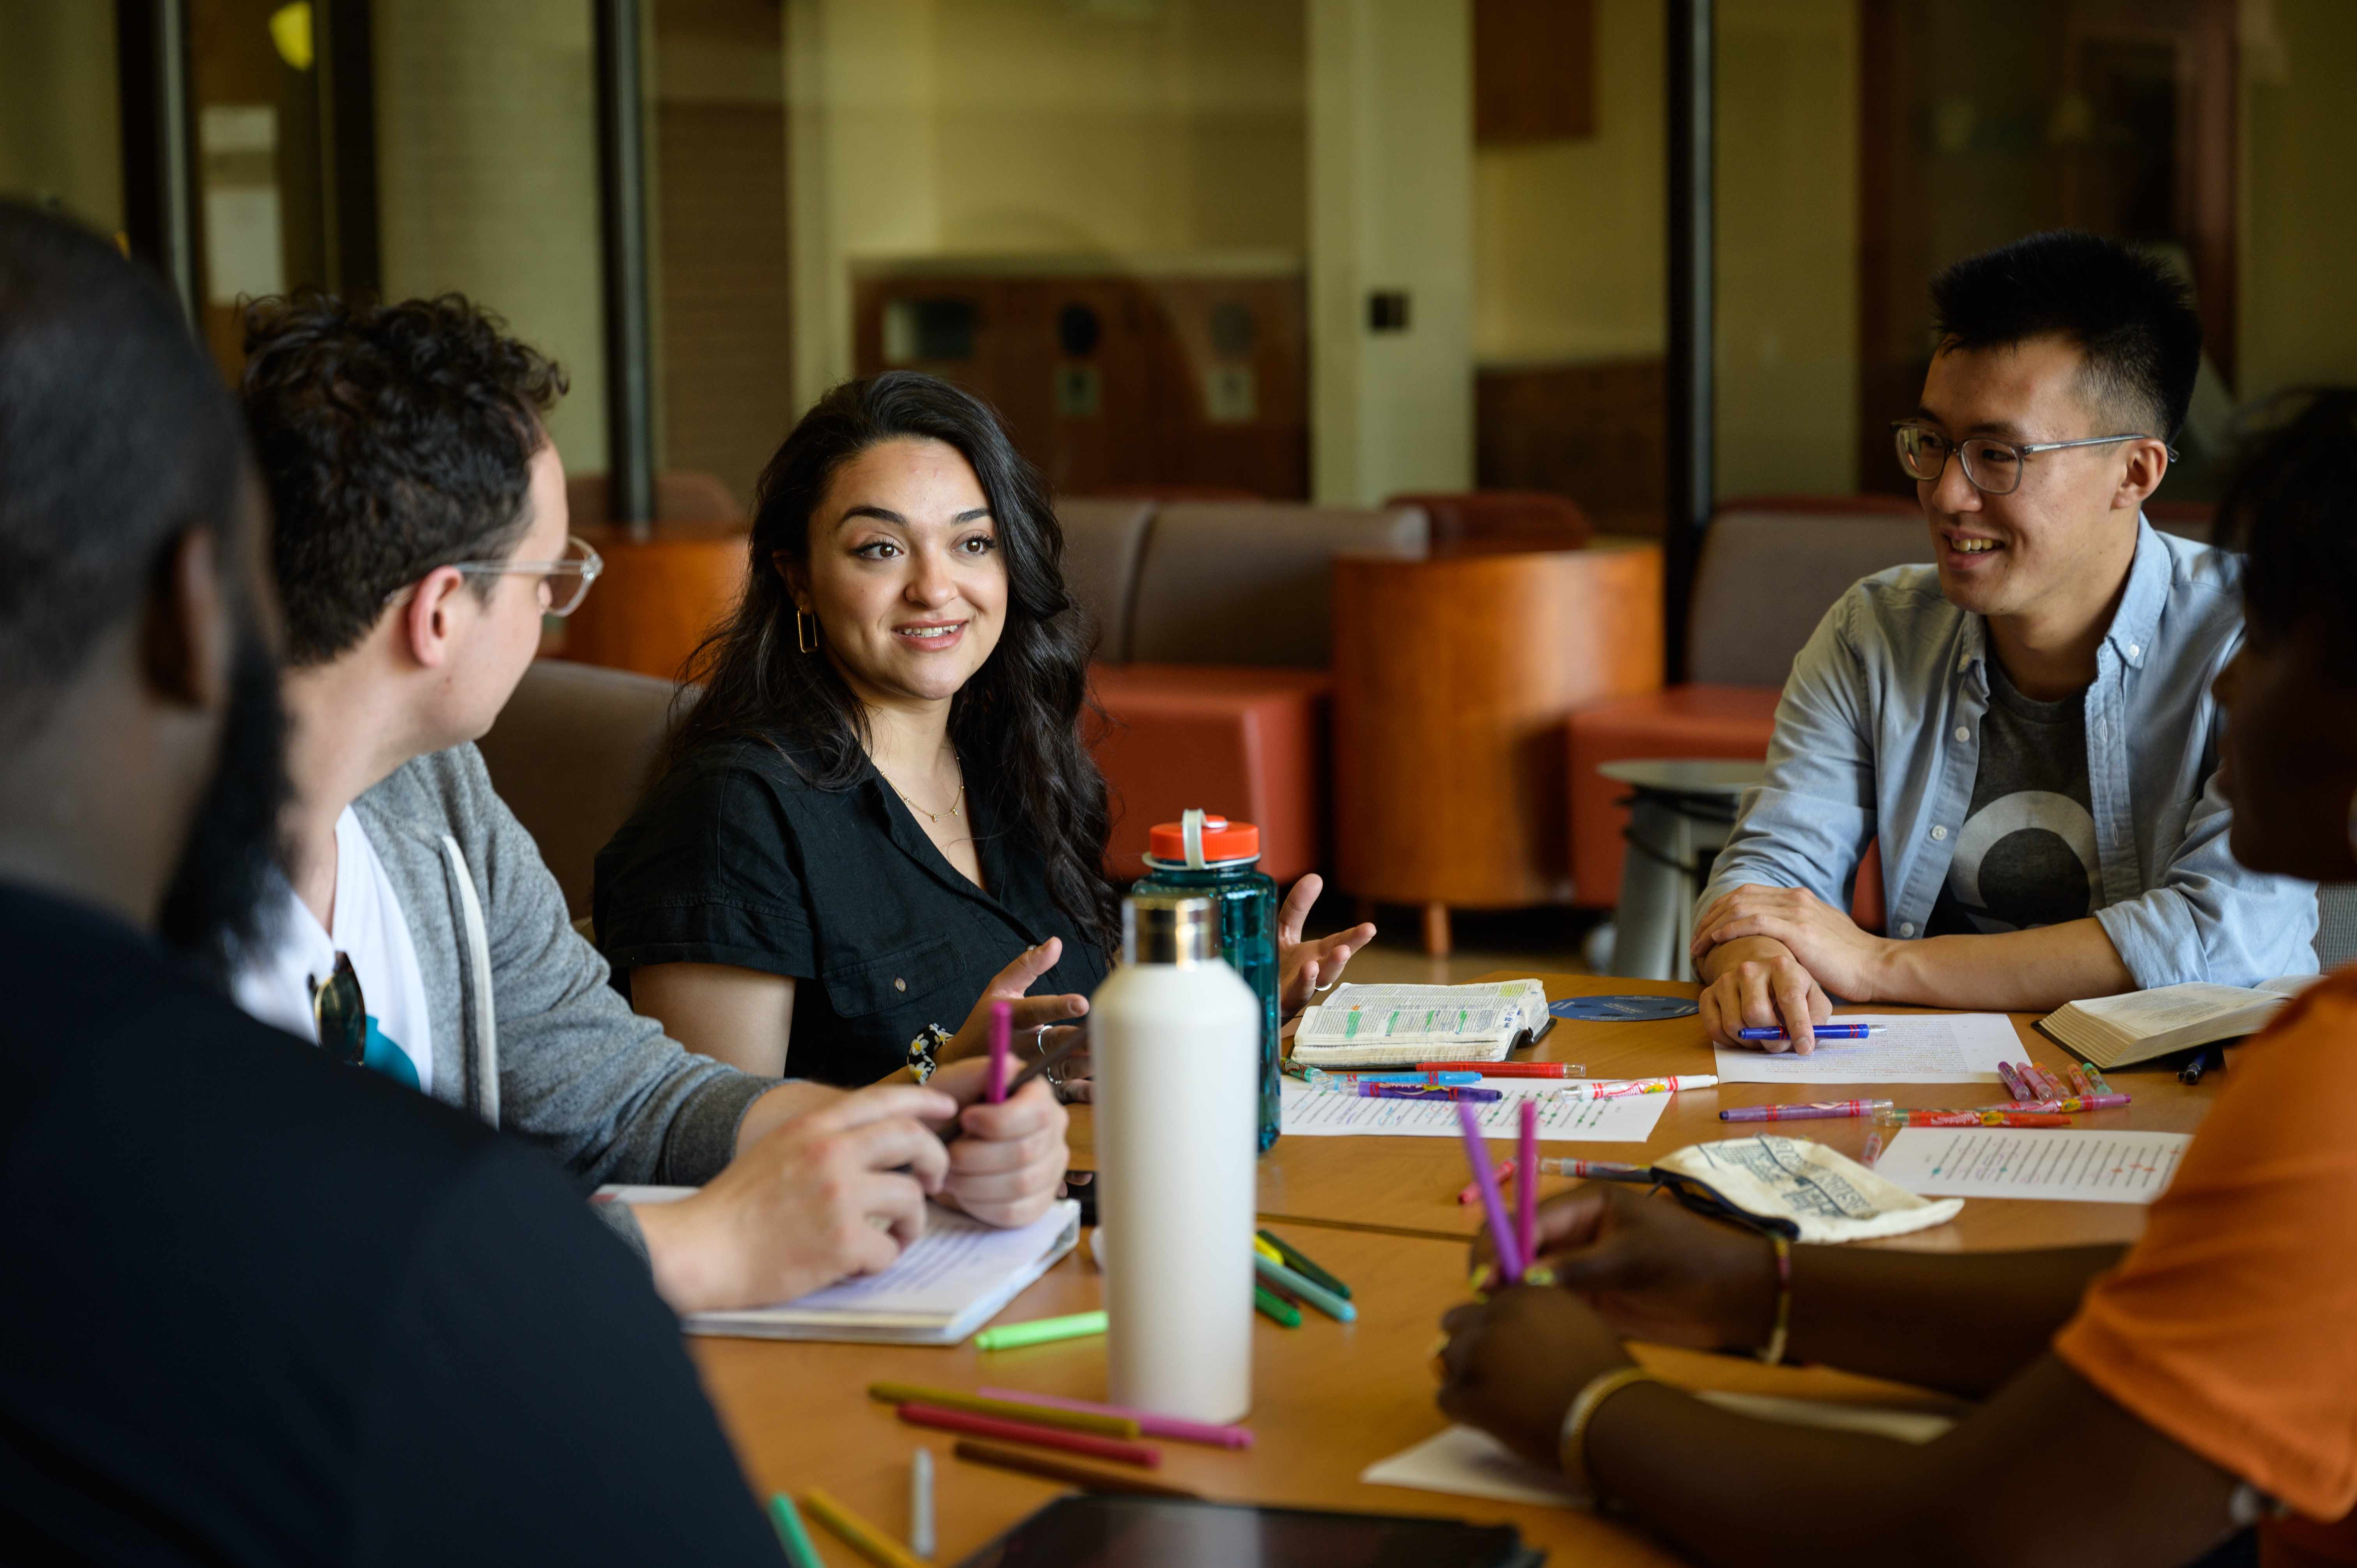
[352,743,774,1256]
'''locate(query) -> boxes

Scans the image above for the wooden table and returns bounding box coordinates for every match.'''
[691,974,2216,1565]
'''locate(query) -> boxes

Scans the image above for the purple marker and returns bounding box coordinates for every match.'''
[1996,1061,2030,1101]
[986,999,1012,1104]
[1456,1102,1523,1286]
[1516,1097,1538,1280]
[1719,1099,1893,1122]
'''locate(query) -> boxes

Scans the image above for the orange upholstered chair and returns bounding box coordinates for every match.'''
[560,519,750,683]
[1566,499,1926,927]
[1062,498,1427,886]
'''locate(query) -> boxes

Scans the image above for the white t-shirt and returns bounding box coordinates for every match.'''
[234,807,434,1094]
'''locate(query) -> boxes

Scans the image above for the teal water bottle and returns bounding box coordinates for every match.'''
[1129,810,1281,1152]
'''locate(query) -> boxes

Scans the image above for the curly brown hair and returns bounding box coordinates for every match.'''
[239,290,567,666]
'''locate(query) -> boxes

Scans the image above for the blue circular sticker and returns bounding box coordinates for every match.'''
[1549,994,1700,1022]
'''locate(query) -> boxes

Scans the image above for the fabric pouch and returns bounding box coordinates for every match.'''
[1630,1134,1963,1244]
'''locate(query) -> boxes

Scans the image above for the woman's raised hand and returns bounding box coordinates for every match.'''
[944,938,1089,1063]
[1277,873,1377,1015]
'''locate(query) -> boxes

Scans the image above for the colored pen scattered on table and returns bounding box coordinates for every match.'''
[973,1310,1108,1351]
[1358,1083,1502,1103]
[804,1487,929,1568]
[909,1447,935,1561]
[951,1439,1205,1500]
[1735,1024,1883,1042]
[868,1383,1139,1436]
[1414,1061,1576,1078]
[769,1494,823,1568]
[1254,1283,1302,1327]
[1306,1068,1483,1088]
[1457,1157,1516,1205]
[1720,1099,1893,1123]
[896,1403,1160,1467]
[1552,1074,1716,1100]
[986,999,1012,1104]
[1455,1102,1524,1285]
[1875,1109,2074,1127]
[1516,1097,1538,1280]
[1974,1094,2131,1114]
[1538,1157,1644,1178]
[977,1389,1254,1450]
[1257,1230,1351,1298]
[1860,1132,1884,1169]
[1254,1252,1355,1321]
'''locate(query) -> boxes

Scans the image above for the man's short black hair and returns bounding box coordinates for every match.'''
[1929,230,2203,443]
[2217,388,2357,682]
[239,291,567,666]
[0,203,247,744]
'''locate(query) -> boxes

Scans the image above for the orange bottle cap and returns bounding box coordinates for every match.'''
[1146,811,1260,866]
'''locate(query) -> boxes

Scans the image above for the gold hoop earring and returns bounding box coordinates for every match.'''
[796,609,819,654]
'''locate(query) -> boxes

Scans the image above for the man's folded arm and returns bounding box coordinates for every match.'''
[2093,770,2320,989]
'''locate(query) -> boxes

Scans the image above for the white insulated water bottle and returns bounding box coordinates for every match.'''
[1094,892,1260,1423]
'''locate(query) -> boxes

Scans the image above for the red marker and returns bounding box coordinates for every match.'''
[897,1403,1159,1467]
[1456,1157,1516,1205]
[1418,1061,1572,1079]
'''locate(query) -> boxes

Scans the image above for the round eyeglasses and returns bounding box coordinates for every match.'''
[1891,423,2176,497]
[382,533,606,617]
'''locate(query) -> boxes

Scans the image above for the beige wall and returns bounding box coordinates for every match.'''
[787,0,1306,411]
[1472,0,1662,368]
[1714,0,1857,496]
[374,0,608,473]
[1309,0,1473,502]
[0,2,122,237]
[1471,0,1859,498]
[2239,0,2357,404]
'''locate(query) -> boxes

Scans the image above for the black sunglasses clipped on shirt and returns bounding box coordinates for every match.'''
[309,952,367,1067]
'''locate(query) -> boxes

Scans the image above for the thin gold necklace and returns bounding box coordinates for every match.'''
[889,752,965,825]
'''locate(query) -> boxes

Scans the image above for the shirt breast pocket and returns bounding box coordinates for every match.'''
[823,935,966,1020]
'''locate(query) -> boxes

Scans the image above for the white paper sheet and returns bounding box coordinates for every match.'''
[1362,1398,1957,1510]
[1875,1127,2192,1204]
[1713,1012,2018,1084]
[1278,1079,1671,1142]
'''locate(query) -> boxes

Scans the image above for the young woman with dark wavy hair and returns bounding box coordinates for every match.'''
[594,372,1369,1088]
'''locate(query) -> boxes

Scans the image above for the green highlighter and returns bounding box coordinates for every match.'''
[768,1493,822,1568]
[975,1309,1110,1351]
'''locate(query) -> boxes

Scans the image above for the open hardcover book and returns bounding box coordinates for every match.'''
[2037,975,2321,1069]
[1289,979,1550,1069]
[592,1190,1080,1345]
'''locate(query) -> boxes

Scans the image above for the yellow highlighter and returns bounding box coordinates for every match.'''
[1253,1236,1285,1267]
[803,1487,927,1568]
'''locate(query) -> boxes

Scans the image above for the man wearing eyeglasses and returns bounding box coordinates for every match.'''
[1691,231,2315,1051]
[231,293,1072,1315]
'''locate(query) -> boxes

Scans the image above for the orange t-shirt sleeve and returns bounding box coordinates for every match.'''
[2055,971,2357,1524]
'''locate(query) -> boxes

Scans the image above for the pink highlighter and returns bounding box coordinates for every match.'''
[986,999,1012,1104]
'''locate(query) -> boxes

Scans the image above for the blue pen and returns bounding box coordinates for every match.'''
[1306,1068,1482,1087]
[1735,1024,1882,1042]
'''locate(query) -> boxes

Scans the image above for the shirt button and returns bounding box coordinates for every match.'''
[1931,825,1949,841]
[894,977,907,992]
[1954,726,1970,743]
[1900,921,1917,937]
[2128,643,2141,658]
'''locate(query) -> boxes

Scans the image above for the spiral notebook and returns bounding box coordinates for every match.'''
[593,1189,1081,1344]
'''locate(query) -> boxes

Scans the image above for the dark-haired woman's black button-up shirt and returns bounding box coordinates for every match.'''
[593,736,1110,1088]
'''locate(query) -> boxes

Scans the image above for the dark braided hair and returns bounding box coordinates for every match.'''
[665,371,1120,957]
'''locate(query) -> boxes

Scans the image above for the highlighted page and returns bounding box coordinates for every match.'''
[1278,1079,1669,1142]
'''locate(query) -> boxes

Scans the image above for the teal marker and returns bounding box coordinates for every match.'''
[768,1494,822,1568]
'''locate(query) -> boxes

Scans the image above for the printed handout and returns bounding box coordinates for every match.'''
[1875,1127,2192,1204]
[1714,1012,2017,1084]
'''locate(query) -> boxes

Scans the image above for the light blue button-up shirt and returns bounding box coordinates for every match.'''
[1700,519,2318,987]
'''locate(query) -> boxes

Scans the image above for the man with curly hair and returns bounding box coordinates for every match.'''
[232,291,1075,1315]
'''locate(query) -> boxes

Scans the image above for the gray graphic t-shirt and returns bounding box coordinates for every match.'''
[1926,656,2104,935]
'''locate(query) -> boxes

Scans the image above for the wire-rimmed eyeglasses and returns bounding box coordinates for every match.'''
[1891,423,2177,497]
[381,533,605,617]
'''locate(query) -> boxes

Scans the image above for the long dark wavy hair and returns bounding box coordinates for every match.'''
[665,371,1119,956]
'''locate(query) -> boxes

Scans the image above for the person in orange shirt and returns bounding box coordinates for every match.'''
[1434,387,2357,1568]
